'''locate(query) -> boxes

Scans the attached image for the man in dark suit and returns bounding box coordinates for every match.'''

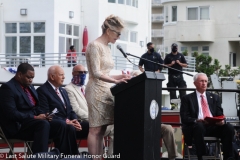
[0,63,73,154]
[180,73,234,160]
[36,65,89,154]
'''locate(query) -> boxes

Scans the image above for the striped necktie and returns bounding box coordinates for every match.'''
[23,88,35,106]
[55,88,66,109]
[200,94,211,118]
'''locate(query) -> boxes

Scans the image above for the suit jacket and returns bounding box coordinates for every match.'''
[0,78,40,137]
[65,83,88,121]
[180,91,223,125]
[36,81,77,121]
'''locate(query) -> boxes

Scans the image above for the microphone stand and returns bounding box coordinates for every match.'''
[126,52,194,77]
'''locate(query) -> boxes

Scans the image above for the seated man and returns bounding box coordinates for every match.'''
[180,73,234,160]
[0,63,73,154]
[36,65,89,154]
[65,64,114,155]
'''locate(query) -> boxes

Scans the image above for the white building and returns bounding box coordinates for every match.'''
[162,0,240,67]
[0,0,150,59]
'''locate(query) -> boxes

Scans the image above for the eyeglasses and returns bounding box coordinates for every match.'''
[76,71,88,74]
[110,29,121,36]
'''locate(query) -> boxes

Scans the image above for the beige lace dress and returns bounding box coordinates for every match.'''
[85,41,114,127]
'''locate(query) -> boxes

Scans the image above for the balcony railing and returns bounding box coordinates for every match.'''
[152,14,164,22]
[0,53,196,73]
[152,29,164,37]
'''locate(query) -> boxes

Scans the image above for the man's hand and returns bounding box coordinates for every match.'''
[66,119,82,131]
[196,119,209,125]
[34,114,47,120]
[45,113,53,121]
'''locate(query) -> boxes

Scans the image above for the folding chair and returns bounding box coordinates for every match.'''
[0,126,33,160]
[184,136,222,160]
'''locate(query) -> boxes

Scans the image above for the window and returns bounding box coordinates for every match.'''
[202,46,209,56]
[229,52,236,67]
[172,6,177,22]
[20,23,31,33]
[108,0,116,3]
[200,7,209,20]
[118,0,124,4]
[6,23,17,33]
[34,22,45,33]
[5,22,45,55]
[20,36,31,56]
[59,37,65,53]
[59,23,80,52]
[181,47,187,52]
[126,0,131,6]
[34,36,45,53]
[130,31,137,43]
[187,6,209,20]
[66,24,72,35]
[188,7,198,20]
[59,23,65,34]
[73,26,79,36]
[191,46,198,56]
[5,37,17,55]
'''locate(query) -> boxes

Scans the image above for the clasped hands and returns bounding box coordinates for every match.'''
[66,119,82,131]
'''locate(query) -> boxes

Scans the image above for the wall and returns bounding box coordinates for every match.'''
[162,0,240,67]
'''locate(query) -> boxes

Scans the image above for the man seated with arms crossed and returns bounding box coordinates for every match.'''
[65,64,114,156]
[180,73,234,160]
[0,63,73,154]
[37,65,89,154]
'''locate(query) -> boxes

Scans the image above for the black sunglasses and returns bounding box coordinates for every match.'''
[110,29,121,36]
[76,71,88,74]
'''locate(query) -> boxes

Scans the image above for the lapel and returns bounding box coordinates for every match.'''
[13,78,33,107]
[72,83,86,103]
[206,92,214,114]
[191,91,199,115]
[46,81,66,108]
[29,85,38,101]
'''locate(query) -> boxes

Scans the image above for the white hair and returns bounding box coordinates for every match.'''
[193,73,207,82]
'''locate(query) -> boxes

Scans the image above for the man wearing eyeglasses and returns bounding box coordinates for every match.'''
[65,64,114,156]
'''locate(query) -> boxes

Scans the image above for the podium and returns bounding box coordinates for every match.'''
[111,71,165,160]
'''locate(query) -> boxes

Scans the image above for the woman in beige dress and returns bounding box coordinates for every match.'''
[85,15,130,159]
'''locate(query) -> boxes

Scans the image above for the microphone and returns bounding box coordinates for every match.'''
[116,45,127,58]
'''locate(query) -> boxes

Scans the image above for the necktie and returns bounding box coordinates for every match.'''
[23,88,35,106]
[55,88,66,109]
[81,87,85,96]
[200,94,211,118]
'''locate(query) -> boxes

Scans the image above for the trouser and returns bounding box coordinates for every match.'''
[183,122,234,160]
[167,74,187,104]
[161,124,178,159]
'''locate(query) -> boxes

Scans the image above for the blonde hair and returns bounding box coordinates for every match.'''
[101,14,124,33]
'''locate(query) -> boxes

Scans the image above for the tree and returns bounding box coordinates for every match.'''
[195,54,221,78]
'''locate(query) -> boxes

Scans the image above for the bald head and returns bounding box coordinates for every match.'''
[72,64,86,76]
[48,65,65,87]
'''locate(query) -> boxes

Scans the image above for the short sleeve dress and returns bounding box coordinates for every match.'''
[85,41,114,127]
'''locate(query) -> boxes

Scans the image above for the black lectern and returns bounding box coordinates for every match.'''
[111,71,165,160]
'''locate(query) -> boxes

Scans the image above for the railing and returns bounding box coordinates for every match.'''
[152,14,164,22]
[0,53,196,72]
[152,29,164,37]
[152,0,162,6]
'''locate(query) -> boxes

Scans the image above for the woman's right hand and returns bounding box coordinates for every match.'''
[114,77,130,84]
